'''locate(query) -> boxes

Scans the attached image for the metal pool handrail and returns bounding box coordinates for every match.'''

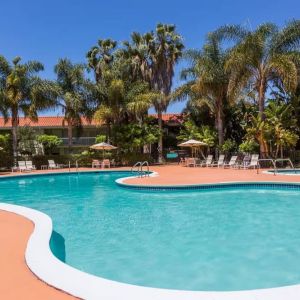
[257,159,277,175]
[274,158,296,175]
[141,161,150,177]
[257,158,296,175]
[131,161,149,177]
[131,162,142,176]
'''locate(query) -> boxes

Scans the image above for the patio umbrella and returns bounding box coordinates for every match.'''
[178,139,207,158]
[90,142,118,158]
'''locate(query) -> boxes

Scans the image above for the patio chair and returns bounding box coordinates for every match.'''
[210,154,225,168]
[110,159,116,167]
[185,157,194,167]
[26,161,36,171]
[18,161,31,172]
[243,154,259,169]
[48,160,61,169]
[92,159,101,168]
[199,155,213,167]
[102,159,110,168]
[223,156,238,168]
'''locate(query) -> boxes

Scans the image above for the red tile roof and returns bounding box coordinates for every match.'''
[0,114,182,129]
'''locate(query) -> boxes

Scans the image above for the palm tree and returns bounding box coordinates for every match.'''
[124,24,184,162]
[174,34,232,146]
[0,56,58,159]
[86,39,117,83]
[88,38,159,137]
[265,101,298,157]
[54,58,94,149]
[216,21,300,115]
[214,21,300,154]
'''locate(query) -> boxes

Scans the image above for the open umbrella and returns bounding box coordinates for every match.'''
[178,139,207,158]
[90,142,118,158]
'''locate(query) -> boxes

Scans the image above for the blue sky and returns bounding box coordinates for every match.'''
[0,0,299,114]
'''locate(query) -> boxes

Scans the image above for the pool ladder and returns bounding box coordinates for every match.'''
[257,158,296,175]
[131,161,150,178]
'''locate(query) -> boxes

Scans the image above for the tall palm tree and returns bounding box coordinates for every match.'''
[151,24,184,162]
[86,39,117,83]
[216,21,300,116]
[88,38,159,137]
[0,56,58,159]
[124,24,184,162]
[174,34,232,146]
[214,21,300,154]
[54,58,94,149]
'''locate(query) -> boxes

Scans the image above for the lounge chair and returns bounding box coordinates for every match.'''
[238,155,251,169]
[26,161,36,171]
[199,155,213,167]
[243,154,259,169]
[48,160,61,169]
[18,161,31,172]
[223,156,238,168]
[102,159,110,168]
[92,159,101,168]
[210,154,225,168]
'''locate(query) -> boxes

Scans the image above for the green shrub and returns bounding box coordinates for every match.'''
[36,135,62,155]
[239,140,259,154]
[221,139,237,153]
[95,135,106,143]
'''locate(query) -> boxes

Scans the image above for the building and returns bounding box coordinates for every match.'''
[0,114,182,154]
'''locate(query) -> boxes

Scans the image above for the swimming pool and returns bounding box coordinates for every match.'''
[1,171,300,292]
[265,169,300,175]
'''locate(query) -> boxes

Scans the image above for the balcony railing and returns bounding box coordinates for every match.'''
[60,137,96,146]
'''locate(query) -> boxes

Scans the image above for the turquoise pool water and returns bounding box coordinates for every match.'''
[1,172,300,291]
[271,169,300,175]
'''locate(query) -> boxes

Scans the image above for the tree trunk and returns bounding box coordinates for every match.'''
[68,122,73,152]
[216,100,224,146]
[258,77,266,118]
[11,108,19,164]
[258,77,266,156]
[157,107,163,163]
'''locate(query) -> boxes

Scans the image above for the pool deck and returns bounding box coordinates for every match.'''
[124,164,300,185]
[0,210,76,300]
[0,165,300,299]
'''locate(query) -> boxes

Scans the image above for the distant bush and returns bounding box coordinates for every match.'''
[95,135,106,143]
[221,139,237,153]
[239,140,259,154]
[36,134,62,155]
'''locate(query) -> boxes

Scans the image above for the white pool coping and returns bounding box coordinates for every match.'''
[1,172,300,299]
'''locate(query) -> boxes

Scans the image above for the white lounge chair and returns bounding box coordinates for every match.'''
[200,155,213,167]
[238,155,251,169]
[26,161,36,171]
[243,154,259,169]
[48,160,61,169]
[18,161,31,172]
[223,156,238,168]
[210,154,225,168]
